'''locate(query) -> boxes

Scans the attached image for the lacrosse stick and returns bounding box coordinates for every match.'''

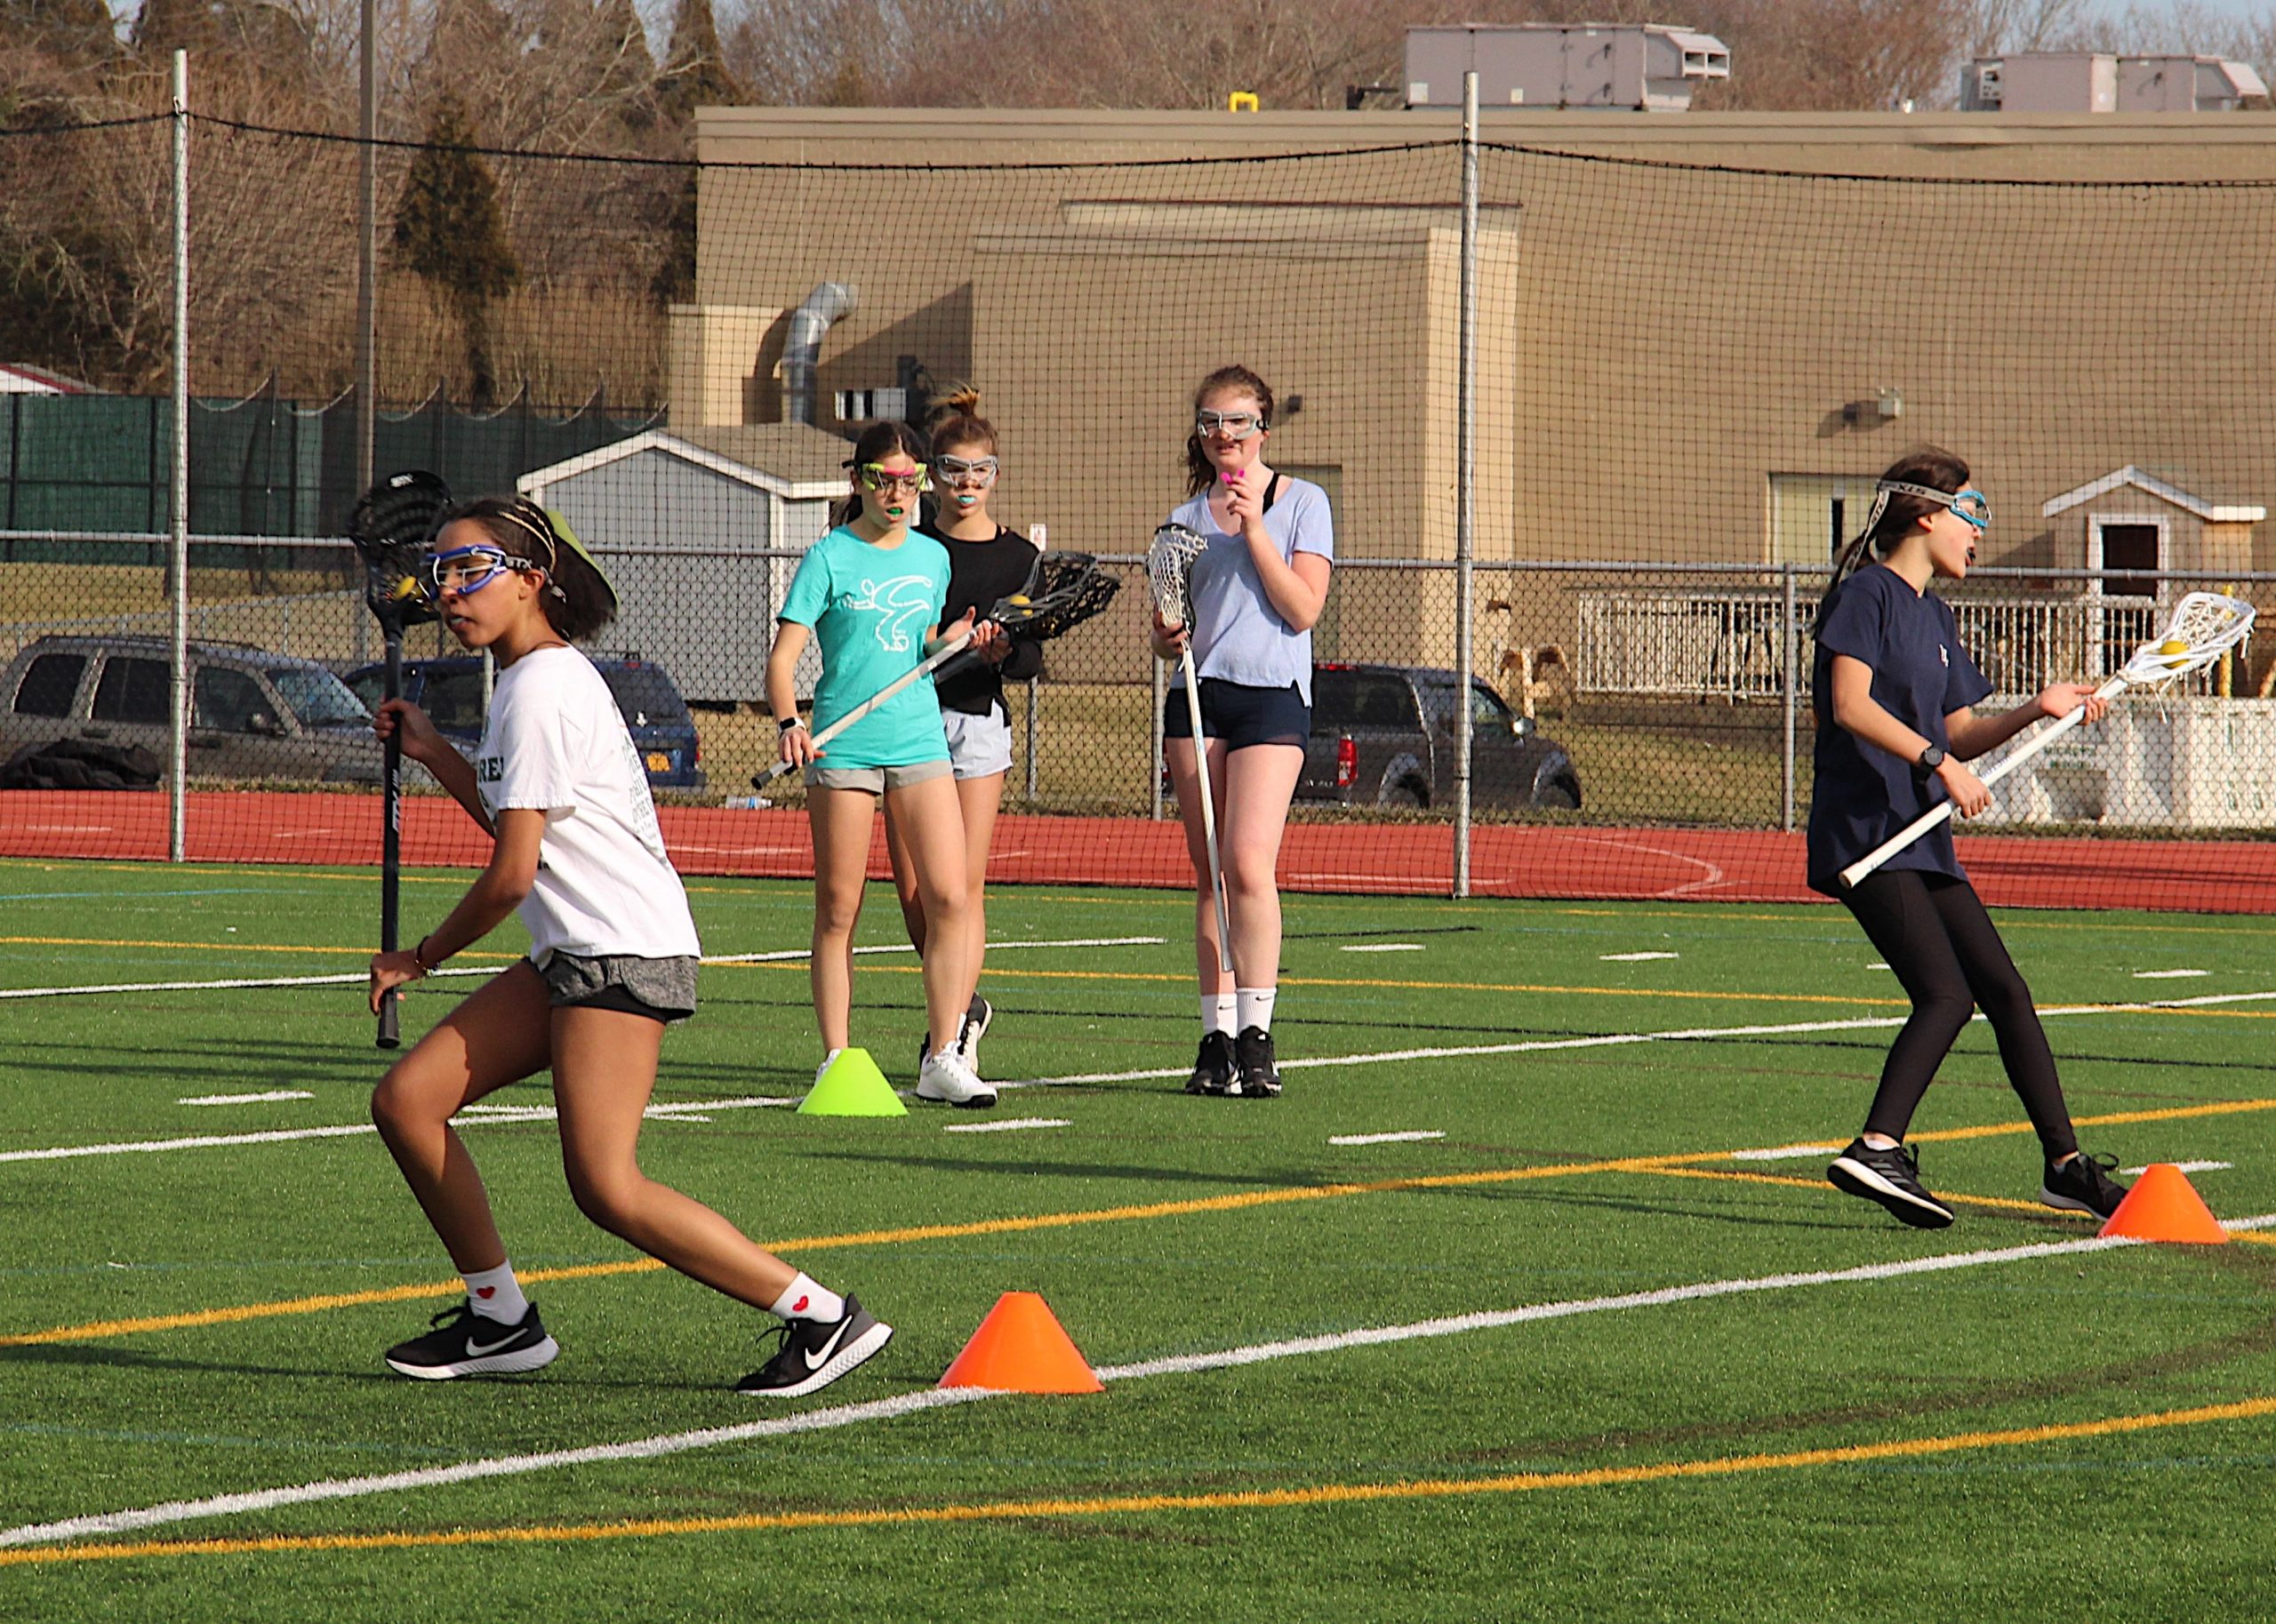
[1839,591,2256,890]
[347,469,452,1048]
[1150,522,1230,973]
[755,551,1118,787]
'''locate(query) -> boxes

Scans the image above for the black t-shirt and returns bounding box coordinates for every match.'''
[919,520,1046,716]
[1806,564,1993,896]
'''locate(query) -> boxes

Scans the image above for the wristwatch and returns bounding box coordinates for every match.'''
[1915,744,1945,776]
[776,715,805,732]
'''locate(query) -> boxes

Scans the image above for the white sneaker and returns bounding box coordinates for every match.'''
[814,1048,844,1089]
[916,1045,997,1108]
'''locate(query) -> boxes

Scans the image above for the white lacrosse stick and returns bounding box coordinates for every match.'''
[1150,522,1231,973]
[1839,591,2256,890]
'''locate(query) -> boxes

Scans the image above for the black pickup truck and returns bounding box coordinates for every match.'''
[1300,662,1581,812]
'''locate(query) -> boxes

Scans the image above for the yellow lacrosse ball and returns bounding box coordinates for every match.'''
[1007,594,1030,605]
[2157,637,2191,668]
[390,576,423,601]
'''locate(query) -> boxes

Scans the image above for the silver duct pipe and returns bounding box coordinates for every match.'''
[777,281,856,426]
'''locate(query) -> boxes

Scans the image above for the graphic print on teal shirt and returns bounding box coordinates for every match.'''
[779,525,952,768]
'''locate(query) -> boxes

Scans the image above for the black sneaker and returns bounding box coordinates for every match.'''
[2040,1151,2129,1219]
[736,1296,894,1398]
[1230,1026,1282,1099]
[1827,1139,1956,1228]
[958,994,994,1072]
[385,1300,559,1380]
[1184,1030,1236,1095]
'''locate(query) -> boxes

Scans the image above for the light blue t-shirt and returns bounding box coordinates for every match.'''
[1166,476,1334,705]
[779,524,952,769]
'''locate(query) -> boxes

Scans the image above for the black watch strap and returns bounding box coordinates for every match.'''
[1915,744,1944,775]
[776,715,805,731]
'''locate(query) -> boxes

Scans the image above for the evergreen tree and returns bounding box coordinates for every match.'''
[657,0,740,124]
[393,92,520,404]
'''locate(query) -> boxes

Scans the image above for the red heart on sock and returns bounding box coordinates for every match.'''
[475,1286,496,1300]
[792,1294,809,1313]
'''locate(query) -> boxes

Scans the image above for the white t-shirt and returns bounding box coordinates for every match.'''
[473,646,701,965]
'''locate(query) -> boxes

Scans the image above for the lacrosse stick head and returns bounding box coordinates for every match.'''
[2117,592,2256,687]
[986,551,1119,641]
[347,469,451,630]
[1148,522,1208,628]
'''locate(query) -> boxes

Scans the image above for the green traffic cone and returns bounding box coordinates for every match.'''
[797,1047,907,1117]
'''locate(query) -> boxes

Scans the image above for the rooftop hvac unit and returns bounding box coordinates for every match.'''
[1405,23,1729,113]
[1962,52,2268,112]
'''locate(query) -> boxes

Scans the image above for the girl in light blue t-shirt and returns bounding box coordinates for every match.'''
[765,420,1004,1108]
[1150,364,1334,1100]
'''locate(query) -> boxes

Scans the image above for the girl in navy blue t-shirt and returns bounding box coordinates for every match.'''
[1810,450,2128,1230]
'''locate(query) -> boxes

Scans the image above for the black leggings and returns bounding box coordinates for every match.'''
[1840,869,2078,1160]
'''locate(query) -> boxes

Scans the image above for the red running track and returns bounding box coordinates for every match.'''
[4,788,2272,913]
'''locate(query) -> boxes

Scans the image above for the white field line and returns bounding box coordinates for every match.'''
[1328,1131,1447,1146]
[0,938,1165,1001]
[177,1092,313,1107]
[0,967,496,1001]
[1340,943,1423,953]
[3,1224,2217,1552]
[1731,1144,1844,1162]
[12,985,2274,1166]
[2123,1160,2233,1176]
[942,1117,1070,1134]
[1600,952,1679,963]
[704,935,1162,965]
[2134,969,2210,980]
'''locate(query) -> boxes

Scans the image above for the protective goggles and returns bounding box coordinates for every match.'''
[1878,480,1991,530]
[416,543,535,601]
[932,454,999,484]
[856,463,931,494]
[1195,410,1265,441]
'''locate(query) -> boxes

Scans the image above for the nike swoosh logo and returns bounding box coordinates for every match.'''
[803,1317,852,1372]
[467,1330,525,1356]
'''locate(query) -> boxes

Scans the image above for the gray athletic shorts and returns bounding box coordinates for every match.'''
[805,758,953,793]
[535,951,699,1024]
[942,705,1014,780]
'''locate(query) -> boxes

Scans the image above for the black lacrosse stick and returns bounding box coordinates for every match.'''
[346,469,451,1050]
[929,550,1121,684]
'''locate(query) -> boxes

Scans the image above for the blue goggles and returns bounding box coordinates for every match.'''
[416,543,535,601]
[1878,480,1990,530]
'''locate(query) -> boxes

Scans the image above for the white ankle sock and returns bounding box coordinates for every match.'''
[1202,992,1235,1036]
[462,1261,528,1324]
[1236,987,1277,1034]
[770,1272,845,1324]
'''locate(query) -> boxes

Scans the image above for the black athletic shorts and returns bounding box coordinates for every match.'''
[1162,678,1310,751]
[535,952,698,1025]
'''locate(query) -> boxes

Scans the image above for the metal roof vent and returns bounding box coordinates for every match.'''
[1405,23,1730,112]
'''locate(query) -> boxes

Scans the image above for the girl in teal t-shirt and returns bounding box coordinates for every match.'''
[764,421,1004,1108]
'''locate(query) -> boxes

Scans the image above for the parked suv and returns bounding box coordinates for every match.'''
[344,654,706,790]
[0,634,380,783]
[1301,662,1581,812]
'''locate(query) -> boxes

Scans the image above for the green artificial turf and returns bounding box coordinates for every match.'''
[4,857,2276,1620]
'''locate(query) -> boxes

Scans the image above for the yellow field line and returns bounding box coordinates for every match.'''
[0,1153,1710,1348]
[0,935,521,962]
[8,1392,2272,1567]
[1640,1163,2276,1246]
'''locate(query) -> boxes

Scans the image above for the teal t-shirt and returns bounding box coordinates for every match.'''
[780,524,953,769]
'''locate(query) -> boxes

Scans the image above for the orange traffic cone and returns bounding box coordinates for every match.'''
[937,1292,1103,1394]
[2097,1163,2229,1244]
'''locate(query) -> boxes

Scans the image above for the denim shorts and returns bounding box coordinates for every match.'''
[942,705,1014,780]
[535,952,699,1024]
[1162,678,1310,751]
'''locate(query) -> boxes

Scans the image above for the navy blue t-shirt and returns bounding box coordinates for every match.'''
[1807,564,1993,896]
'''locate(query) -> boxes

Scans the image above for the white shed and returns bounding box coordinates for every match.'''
[518,423,846,702]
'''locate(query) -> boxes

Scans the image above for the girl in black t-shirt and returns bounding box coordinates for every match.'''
[882,388,1039,1083]
[1811,448,2128,1230]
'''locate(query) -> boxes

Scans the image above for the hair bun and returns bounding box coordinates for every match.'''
[942,386,982,415]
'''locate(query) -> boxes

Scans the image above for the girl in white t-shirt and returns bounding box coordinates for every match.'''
[367,495,890,1398]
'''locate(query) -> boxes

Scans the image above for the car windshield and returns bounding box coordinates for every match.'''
[602,665,689,726]
[267,667,370,728]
